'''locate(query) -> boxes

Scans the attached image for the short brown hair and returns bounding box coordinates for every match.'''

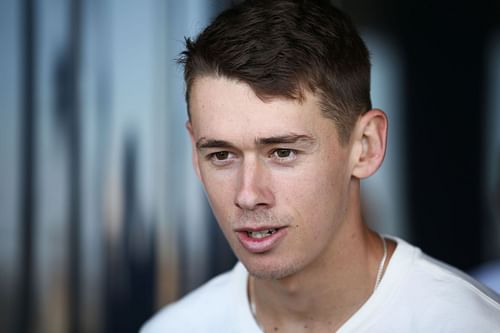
[179,0,372,144]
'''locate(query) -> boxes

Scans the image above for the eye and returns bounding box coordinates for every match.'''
[275,149,292,158]
[213,151,230,160]
[207,151,236,166]
[271,149,297,161]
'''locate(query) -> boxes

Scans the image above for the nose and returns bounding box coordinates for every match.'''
[234,157,274,210]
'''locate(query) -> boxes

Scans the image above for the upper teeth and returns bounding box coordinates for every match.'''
[247,229,277,239]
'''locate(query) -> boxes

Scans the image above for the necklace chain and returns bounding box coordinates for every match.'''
[374,233,387,290]
[249,233,388,331]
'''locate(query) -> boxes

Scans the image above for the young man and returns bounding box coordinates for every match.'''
[142,0,500,331]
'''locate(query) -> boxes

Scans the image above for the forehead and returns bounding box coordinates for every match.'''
[188,76,338,142]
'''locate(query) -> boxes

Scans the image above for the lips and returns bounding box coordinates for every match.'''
[235,226,288,253]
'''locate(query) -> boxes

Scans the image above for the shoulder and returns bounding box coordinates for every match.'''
[388,237,500,329]
[415,252,500,310]
[140,263,248,333]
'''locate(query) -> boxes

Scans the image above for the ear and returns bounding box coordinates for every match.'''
[351,109,388,179]
[186,121,202,180]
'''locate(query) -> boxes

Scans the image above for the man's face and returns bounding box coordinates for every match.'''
[188,76,356,280]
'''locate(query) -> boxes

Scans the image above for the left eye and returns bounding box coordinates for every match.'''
[272,149,295,159]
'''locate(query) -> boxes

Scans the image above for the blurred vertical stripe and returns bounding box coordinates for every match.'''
[18,0,36,332]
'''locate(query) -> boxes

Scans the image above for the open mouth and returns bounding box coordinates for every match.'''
[246,228,278,239]
[236,226,288,253]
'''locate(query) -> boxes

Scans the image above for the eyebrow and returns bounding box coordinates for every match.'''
[196,134,316,150]
[197,139,235,149]
[256,134,316,146]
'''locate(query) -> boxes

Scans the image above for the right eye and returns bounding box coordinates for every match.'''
[207,151,236,166]
[213,151,230,160]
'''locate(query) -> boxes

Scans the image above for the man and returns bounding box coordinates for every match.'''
[142,0,500,331]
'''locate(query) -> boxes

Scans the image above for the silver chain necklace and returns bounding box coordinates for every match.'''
[374,233,388,290]
[249,233,388,331]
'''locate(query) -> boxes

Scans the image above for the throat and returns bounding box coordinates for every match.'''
[249,274,374,332]
[247,233,391,331]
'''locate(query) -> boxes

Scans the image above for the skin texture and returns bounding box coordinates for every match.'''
[187,76,393,332]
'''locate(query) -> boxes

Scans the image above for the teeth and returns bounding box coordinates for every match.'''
[247,229,277,239]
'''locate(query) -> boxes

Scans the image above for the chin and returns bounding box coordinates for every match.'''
[242,259,303,280]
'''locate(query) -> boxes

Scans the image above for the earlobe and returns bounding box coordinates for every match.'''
[186,121,202,180]
[351,109,388,179]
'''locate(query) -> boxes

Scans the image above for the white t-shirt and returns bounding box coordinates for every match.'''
[141,237,500,332]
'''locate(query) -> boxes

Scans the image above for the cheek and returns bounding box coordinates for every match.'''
[200,170,235,219]
[278,162,348,228]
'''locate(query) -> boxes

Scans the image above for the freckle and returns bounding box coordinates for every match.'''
[304,324,308,328]
[295,224,299,228]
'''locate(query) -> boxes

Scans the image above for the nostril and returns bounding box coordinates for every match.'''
[235,191,272,211]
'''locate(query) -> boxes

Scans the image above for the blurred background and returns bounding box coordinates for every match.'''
[1,0,499,332]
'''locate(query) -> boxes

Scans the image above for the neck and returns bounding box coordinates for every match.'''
[250,221,390,332]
